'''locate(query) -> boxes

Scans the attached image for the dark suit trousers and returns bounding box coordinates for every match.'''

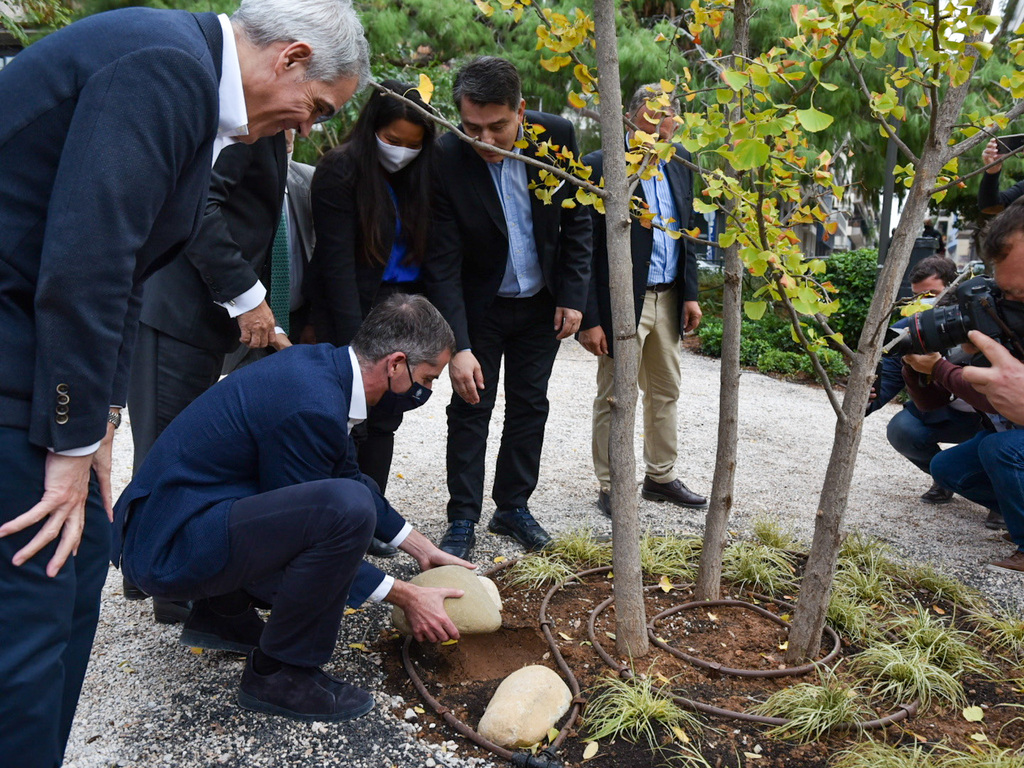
[128,322,223,473]
[0,427,109,768]
[185,479,375,667]
[446,291,560,521]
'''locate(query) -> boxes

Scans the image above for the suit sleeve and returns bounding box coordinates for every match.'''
[580,152,606,331]
[109,280,144,407]
[677,151,699,303]
[422,144,472,350]
[309,157,365,345]
[553,126,593,312]
[181,142,263,303]
[30,47,217,451]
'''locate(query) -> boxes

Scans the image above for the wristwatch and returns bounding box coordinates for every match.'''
[108,410,122,429]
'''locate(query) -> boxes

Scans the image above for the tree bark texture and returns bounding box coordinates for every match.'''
[592,0,648,658]
[785,34,987,662]
[693,0,751,602]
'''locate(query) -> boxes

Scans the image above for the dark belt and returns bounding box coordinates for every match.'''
[646,281,675,293]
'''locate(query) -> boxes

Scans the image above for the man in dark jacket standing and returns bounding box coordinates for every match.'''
[425,57,591,560]
[0,2,367,763]
[579,83,707,516]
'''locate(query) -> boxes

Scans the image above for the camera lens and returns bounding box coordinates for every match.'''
[907,304,971,354]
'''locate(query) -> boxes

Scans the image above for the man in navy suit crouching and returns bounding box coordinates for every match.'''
[113,295,473,722]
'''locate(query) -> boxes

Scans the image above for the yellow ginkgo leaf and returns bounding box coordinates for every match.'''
[417,73,434,105]
[582,741,599,760]
[672,725,690,743]
[547,727,559,743]
[558,632,573,641]
[493,555,507,563]
[348,643,368,652]
[441,638,459,646]
[963,706,985,722]
[659,575,673,593]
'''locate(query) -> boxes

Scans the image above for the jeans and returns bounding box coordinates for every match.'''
[931,429,1024,550]
[886,405,983,478]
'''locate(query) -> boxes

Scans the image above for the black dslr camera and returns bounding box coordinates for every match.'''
[891,276,1024,360]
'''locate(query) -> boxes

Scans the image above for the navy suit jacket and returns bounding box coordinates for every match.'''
[112,345,405,605]
[580,146,698,357]
[423,111,592,351]
[0,9,223,451]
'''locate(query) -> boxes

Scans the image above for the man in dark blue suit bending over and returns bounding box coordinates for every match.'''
[113,295,472,722]
[0,0,368,762]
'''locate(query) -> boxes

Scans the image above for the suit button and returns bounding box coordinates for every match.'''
[56,383,69,394]
[55,414,69,425]
[57,394,70,405]
[56,405,69,416]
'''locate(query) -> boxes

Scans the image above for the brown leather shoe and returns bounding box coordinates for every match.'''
[985,550,1024,575]
[920,482,954,504]
[641,477,708,509]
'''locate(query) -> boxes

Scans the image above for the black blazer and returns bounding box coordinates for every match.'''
[139,134,288,354]
[423,110,593,350]
[581,146,698,356]
[308,146,416,345]
[0,8,223,451]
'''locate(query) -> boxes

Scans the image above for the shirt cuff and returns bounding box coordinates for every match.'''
[387,522,413,549]
[365,575,395,603]
[216,281,266,319]
[52,441,101,457]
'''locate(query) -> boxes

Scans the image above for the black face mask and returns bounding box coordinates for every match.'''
[375,360,431,416]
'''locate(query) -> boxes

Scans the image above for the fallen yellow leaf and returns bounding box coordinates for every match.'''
[558,632,573,641]
[582,741,599,760]
[659,575,673,593]
[547,727,559,743]
[348,643,368,652]
[963,706,984,722]
[441,639,458,646]
[671,725,690,743]
[493,556,507,563]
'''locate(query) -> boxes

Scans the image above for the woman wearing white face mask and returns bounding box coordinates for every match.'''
[308,80,436,550]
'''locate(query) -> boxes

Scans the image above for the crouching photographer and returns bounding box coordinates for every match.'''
[898,200,1024,575]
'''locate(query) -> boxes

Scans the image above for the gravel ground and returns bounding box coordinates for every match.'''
[65,340,1023,768]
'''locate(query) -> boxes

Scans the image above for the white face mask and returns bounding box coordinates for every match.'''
[376,134,421,173]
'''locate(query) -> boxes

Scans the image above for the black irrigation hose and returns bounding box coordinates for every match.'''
[402,561,918,767]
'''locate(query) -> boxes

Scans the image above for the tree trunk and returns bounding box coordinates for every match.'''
[693,0,751,602]
[785,49,986,661]
[592,0,648,658]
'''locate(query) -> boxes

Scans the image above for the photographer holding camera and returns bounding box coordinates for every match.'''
[901,199,1024,574]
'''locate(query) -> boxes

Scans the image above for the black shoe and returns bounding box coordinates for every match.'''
[123,576,149,601]
[641,477,708,509]
[597,491,611,518]
[985,509,1007,530]
[920,482,954,504]
[488,507,552,552]
[153,598,193,625]
[439,519,476,560]
[179,598,265,654]
[238,651,375,722]
[366,537,399,558]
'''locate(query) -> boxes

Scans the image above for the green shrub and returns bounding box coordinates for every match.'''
[740,335,773,366]
[697,317,724,357]
[757,349,802,375]
[822,248,879,345]
[799,347,850,379]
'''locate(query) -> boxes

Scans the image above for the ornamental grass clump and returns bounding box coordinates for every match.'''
[826,588,880,645]
[750,516,797,551]
[889,605,995,676]
[751,669,870,743]
[839,532,899,575]
[640,533,701,582]
[584,673,702,747]
[941,745,1024,768]
[506,552,575,589]
[901,564,988,612]
[972,610,1024,660]
[833,564,900,609]
[851,642,965,709]
[722,541,797,596]
[548,528,612,569]
[831,740,942,768]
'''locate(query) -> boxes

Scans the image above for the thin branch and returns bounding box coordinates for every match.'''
[944,99,1024,159]
[930,143,1024,195]
[845,52,920,166]
[814,313,856,359]
[788,16,862,103]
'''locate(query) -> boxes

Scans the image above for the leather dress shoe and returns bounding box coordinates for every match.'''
[439,519,476,560]
[641,477,708,509]
[238,651,374,722]
[597,490,611,518]
[122,576,149,601]
[920,482,954,504]
[488,507,552,552]
[153,598,192,625]
[985,550,1024,575]
[366,537,399,558]
[1003,532,1014,544]
[985,509,1007,530]
[179,598,265,654]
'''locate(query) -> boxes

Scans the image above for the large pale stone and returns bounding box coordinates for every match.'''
[478,576,502,612]
[391,566,502,636]
[477,665,572,748]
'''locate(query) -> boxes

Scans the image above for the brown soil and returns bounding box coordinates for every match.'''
[380,573,1024,768]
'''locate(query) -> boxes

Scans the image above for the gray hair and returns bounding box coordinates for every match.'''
[232,0,371,86]
[351,294,456,369]
[627,82,680,120]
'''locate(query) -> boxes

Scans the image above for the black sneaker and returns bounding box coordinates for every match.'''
[154,598,193,625]
[179,598,265,654]
[596,491,611,518]
[439,519,476,560]
[920,482,954,504]
[238,652,374,722]
[488,507,552,551]
[122,576,149,601]
[985,509,1007,530]
[366,537,399,558]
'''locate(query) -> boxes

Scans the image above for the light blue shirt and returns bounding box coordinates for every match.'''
[639,162,680,286]
[487,147,544,298]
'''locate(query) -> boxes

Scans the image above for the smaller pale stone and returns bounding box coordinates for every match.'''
[477,666,572,749]
[392,566,502,636]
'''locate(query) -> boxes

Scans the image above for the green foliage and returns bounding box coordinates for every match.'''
[889,605,995,676]
[506,552,575,589]
[696,317,724,357]
[832,741,943,768]
[549,529,613,569]
[972,610,1024,660]
[799,347,850,379]
[722,541,797,596]
[757,349,803,375]
[852,643,965,709]
[583,673,702,747]
[640,533,702,582]
[901,564,988,613]
[826,589,880,645]
[750,517,797,551]
[752,669,870,742]
[821,249,879,347]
